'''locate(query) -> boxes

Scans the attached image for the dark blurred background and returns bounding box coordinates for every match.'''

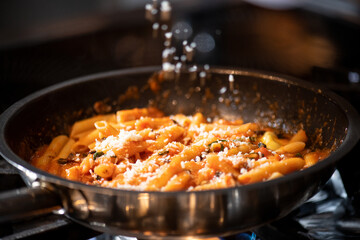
[1,0,359,113]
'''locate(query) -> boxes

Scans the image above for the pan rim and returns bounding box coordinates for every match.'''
[0,65,359,196]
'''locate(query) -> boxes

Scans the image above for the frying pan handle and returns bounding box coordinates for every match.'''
[0,186,62,223]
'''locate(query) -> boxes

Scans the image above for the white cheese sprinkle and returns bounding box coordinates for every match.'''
[95,130,143,152]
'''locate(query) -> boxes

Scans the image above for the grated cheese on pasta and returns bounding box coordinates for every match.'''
[31,107,330,191]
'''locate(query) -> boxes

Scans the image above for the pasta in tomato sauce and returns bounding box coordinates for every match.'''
[31,107,329,191]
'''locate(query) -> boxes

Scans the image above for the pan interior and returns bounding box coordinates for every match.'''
[3,68,349,164]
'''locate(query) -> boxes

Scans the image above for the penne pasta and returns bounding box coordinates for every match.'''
[304,152,320,168]
[163,171,192,191]
[116,107,163,123]
[205,154,240,177]
[289,130,308,143]
[33,135,68,170]
[193,173,236,191]
[71,129,93,141]
[31,107,330,191]
[276,141,306,154]
[95,121,119,138]
[70,114,115,138]
[72,129,100,152]
[238,158,305,185]
[147,125,185,151]
[57,139,76,160]
[146,137,217,190]
[94,163,115,179]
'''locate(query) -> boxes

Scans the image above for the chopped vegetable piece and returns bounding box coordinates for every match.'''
[93,151,104,160]
[208,139,228,147]
[158,150,169,155]
[233,137,245,142]
[259,147,272,157]
[57,158,70,165]
[258,142,267,148]
[249,137,256,143]
[261,132,281,150]
[220,143,224,151]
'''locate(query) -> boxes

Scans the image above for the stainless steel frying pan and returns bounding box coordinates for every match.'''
[0,66,359,239]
